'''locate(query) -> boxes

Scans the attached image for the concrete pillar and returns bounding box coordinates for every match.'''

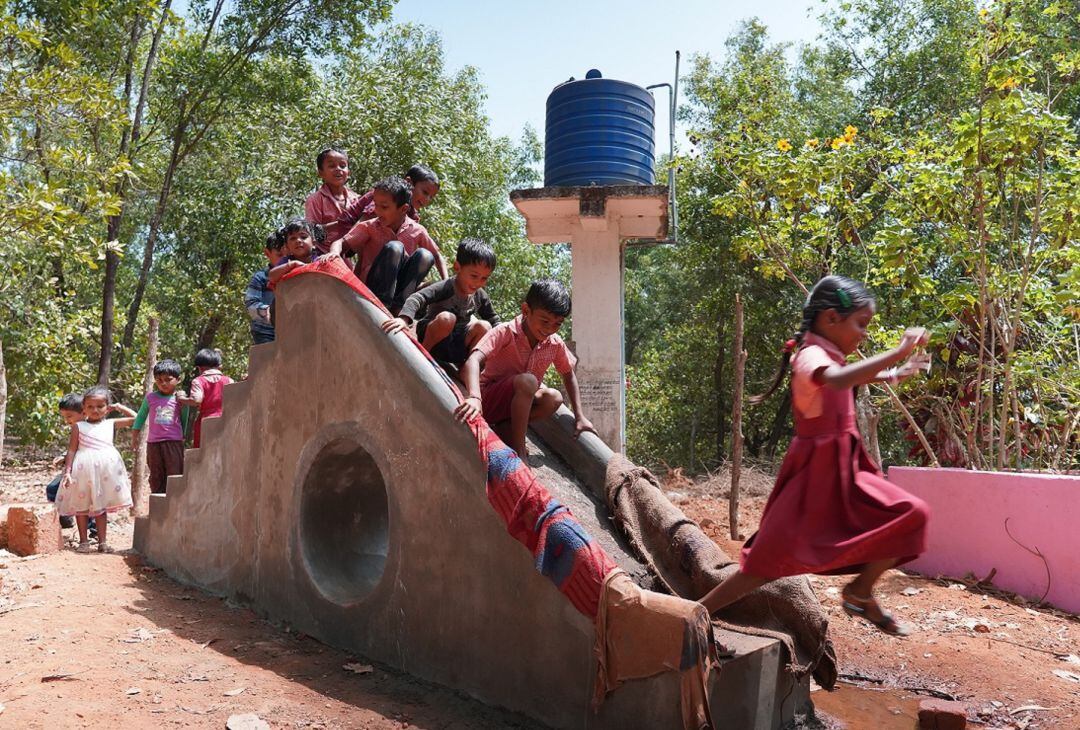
[567,222,626,451]
[510,186,668,453]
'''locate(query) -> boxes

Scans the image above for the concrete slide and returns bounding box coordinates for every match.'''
[134,267,808,729]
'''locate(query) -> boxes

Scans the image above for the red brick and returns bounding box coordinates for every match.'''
[0,505,9,549]
[6,504,62,556]
[919,699,968,730]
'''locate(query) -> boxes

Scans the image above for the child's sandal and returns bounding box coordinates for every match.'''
[97,542,113,554]
[76,541,92,554]
[841,590,911,637]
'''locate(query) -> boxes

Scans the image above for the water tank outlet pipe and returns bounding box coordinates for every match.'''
[647,50,680,243]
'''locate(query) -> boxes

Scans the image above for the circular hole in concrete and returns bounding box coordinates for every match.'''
[299,437,389,604]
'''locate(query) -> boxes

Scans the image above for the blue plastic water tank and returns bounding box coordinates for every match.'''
[544,71,655,187]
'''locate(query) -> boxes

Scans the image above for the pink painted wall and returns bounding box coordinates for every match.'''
[888,467,1080,614]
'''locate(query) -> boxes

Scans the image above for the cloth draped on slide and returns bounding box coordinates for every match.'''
[282,258,615,615]
[605,454,839,691]
[594,570,720,730]
[282,259,718,726]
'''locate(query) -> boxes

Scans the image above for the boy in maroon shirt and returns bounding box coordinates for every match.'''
[304,147,364,252]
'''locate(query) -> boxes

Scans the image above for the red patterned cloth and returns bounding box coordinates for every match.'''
[280,257,616,618]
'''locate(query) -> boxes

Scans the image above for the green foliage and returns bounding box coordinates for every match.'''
[1,2,549,449]
[625,0,1079,472]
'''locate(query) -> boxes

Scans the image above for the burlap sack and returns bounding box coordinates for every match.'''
[606,455,837,689]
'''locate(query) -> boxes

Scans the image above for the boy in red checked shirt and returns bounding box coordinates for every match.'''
[454,278,595,460]
[327,176,448,313]
[304,147,365,253]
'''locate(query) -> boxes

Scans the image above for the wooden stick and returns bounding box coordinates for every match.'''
[729,295,746,540]
[130,317,159,517]
[0,337,6,466]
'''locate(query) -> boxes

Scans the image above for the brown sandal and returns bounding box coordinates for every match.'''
[841,590,911,637]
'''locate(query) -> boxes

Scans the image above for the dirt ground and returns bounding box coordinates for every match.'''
[2,453,1077,730]
[0,454,539,730]
[661,466,1080,730]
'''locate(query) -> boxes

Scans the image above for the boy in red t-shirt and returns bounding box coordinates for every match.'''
[454,279,595,459]
[179,348,234,448]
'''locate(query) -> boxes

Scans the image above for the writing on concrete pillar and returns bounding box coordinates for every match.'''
[579,378,620,413]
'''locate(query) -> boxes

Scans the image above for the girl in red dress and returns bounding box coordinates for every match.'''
[701,275,931,636]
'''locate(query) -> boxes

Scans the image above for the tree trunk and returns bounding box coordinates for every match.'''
[0,337,7,465]
[195,256,236,349]
[714,309,727,463]
[121,121,186,357]
[130,317,159,517]
[97,217,122,385]
[729,294,746,541]
[95,3,169,384]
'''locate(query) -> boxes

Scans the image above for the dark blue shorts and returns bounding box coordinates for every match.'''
[418,320,469,366]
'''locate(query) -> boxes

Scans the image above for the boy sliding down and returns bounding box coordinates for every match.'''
[454,279,595,460]
[382,238,499,367]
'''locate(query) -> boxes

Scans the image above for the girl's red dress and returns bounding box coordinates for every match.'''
[741,332,930,579]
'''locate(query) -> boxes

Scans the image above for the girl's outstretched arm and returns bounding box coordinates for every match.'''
[109,403,138,430]
[61,425,79,484]
[820,327,928,390]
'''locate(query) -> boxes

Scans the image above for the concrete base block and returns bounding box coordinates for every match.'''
[6,504,62,556]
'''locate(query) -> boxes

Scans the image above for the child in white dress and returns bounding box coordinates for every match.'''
[57,386,136,553]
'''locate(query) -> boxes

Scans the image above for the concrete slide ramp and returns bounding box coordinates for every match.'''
[134,264,807,729]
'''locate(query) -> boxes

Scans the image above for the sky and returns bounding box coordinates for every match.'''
[389,0,826,151]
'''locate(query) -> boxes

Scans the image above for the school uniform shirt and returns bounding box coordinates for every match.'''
[341,217,439,282]
[398,277,500,328]
[304,185,365,252]
[473,315,576,388]
[356,189,420,222]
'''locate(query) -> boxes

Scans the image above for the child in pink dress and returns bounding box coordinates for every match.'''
[57,386,136,553]
[700,275,932,636]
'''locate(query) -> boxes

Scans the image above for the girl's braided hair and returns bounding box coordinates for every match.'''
[749,275,875,405]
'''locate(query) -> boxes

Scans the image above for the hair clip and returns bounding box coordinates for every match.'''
[783,339,797,353]
[836,289,852,309]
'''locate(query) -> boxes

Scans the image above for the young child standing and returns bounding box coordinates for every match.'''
[180,348,234,448]
[56,386,136,553]
[244,231,283,344]
[267,219,324,285]
[454,278,595,460]
[699,275,931,636]
[131,359,190,494]
[304,147,365,252]
[46,393,86,530]
[327,176,447,312]
[382,238,500,367]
